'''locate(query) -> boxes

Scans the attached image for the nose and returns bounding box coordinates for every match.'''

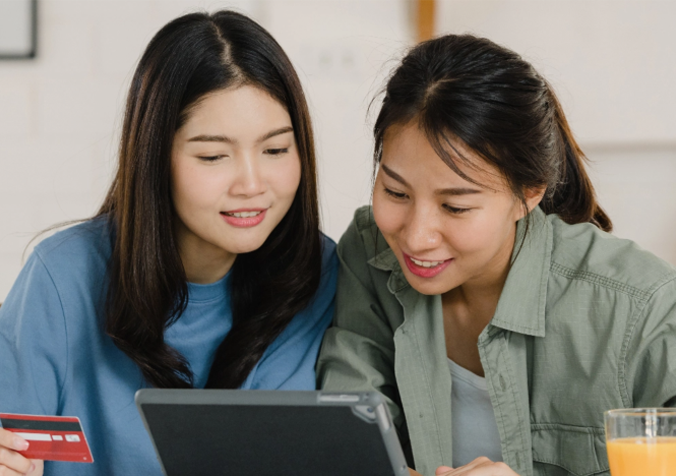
[403,204,442,254]
[230,154,267,197]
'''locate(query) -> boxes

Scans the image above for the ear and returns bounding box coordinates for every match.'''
[524,185,546,212]
[515,185,546,220]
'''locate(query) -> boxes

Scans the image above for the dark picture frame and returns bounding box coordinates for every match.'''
[0,0,38,59]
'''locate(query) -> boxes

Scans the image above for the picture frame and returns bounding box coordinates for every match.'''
[0,0,38,59]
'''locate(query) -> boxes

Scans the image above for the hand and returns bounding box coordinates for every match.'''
[435,457,519,475]
[0,428,44,475]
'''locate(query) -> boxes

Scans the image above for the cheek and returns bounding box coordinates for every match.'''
[171,160,221,211]
[170,159,189,210]
[449,213,515,255]
[271,155,302,198]
[372,192,402,236]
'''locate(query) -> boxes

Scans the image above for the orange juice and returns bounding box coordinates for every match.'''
[606,437,676,476]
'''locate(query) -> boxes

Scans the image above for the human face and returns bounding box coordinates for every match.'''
[373,122,534,296]
[171,85,301,283]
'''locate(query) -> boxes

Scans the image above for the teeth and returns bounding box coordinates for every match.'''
[410,257,445,268]
[227,211,262,218]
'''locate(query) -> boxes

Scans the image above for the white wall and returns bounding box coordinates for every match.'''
[1,0,674,300]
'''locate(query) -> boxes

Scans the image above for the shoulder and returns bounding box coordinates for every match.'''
[548,214,676,298]
[263,235,338,355]
[34,216,113,259]
[319,232,338,276]
[314,232,338,291]
[304,233,338,311]
[32,216,113,286]
[0,219,113,352]
[338,205,391,261]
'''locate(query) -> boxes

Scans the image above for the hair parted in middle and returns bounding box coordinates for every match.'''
[373,33,611,232]
[98,10,322,389]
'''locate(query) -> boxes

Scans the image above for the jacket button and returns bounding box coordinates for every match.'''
[499,374,507,392]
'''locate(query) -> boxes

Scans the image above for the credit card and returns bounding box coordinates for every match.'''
[0,413,94,463]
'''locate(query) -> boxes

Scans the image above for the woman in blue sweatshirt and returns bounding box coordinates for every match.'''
[0,11,337,476]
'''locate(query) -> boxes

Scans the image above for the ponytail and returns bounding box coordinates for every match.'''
[541,88,612,232]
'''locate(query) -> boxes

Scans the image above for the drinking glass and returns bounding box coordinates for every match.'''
[605,408,676,476]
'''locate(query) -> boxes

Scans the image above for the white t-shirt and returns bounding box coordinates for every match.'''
[448,358,504,467]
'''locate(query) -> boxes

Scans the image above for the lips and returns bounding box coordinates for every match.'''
[220,208,267,228]
[402,252,452,278]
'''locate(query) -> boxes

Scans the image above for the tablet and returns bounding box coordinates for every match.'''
[135,389,409,476]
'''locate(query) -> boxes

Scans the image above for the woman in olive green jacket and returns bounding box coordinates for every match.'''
[318,34,676,476]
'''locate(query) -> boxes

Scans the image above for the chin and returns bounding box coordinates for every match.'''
[405,275,453,296]
[231,243,265,255]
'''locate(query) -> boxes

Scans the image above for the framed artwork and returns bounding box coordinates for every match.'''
[0,0,37,59]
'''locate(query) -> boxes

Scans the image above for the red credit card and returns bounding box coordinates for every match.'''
[0,413,94,463]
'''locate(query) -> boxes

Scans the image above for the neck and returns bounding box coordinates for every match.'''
[443,232,515,332]
[181,249,236,285]
[175,225,236,285]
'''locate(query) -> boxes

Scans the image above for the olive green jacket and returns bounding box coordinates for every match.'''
[318,205,676,476]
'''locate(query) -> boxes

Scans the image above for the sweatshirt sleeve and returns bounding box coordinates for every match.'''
[0,250,68,416]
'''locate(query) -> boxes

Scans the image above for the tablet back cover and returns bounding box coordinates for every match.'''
[138,392,406,476]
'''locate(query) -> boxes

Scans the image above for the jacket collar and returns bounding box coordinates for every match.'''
[491,206,551,337]
[367,206,552,337]
[367,241,409,294]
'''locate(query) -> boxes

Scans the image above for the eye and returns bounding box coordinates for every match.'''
[384,187,407,200]
[443,204,471,214]
[264,148,289,156]
[198,155,225,162]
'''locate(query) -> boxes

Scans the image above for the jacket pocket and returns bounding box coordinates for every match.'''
[531,423,609,476]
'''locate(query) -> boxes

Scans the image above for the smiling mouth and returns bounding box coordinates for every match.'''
[403,253,453,278]
[220,209,267,228]
[222,211,263,218]
[409,257,447,268]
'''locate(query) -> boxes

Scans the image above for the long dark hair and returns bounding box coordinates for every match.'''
[97,11,322,389]
[373,34,612,232]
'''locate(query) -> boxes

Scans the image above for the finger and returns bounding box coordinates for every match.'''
[27,459,44,476]
[436,466,454,475]
[466,456,493,466]
[0,430,29,452]
[408,468,424,476]
[0,446,33,475]
[448,460,517,476]
[0,466,31,476]
[441,457,495,475]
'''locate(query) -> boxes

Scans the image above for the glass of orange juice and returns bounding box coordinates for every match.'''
[605,408,676,476]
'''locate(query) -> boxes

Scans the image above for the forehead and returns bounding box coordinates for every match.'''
[179,85,291,135]
[381,122,508,192]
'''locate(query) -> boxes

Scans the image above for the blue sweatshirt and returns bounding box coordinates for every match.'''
[0,217,338,475]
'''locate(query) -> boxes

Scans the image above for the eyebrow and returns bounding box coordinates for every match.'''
[187,126,294,144]
[380,164,482,196]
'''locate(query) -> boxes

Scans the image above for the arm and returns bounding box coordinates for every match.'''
[0,252,68,476]
[623,277,676,408]
[317,214,409,450]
